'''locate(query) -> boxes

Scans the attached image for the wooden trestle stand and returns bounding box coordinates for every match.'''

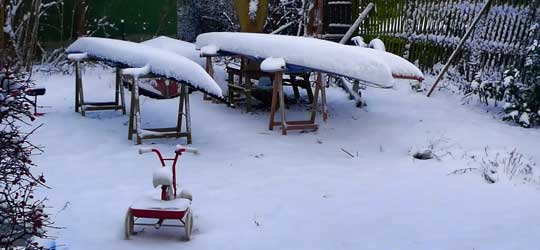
[268,71,328,135]
[73,60,126,116]
[70,56,192,145]
[125,74,192,145]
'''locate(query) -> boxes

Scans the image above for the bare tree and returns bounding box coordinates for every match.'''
[3,0,62,71]
[70,0,88,40]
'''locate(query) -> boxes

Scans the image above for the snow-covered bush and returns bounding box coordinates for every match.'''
[0,63,51,249]
[464,38,540,128]
[452,149,539,187]
[502,40,540,128]
[478,149,537,185]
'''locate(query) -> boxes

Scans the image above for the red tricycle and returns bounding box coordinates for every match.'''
[125,146,198,241]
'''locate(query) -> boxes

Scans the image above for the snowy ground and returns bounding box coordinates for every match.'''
[32,67,540,250]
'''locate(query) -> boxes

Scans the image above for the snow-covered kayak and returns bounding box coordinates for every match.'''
[196,32,424,88]
[140,36,205,67]
[66,37,223,99]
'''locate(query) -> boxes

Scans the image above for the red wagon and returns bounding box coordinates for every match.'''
[125,146,197,240]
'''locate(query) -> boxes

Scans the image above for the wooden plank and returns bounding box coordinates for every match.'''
[140,133,189,140]
[285,124,319,131]
[83,101,117,106]
[83,105,122,111]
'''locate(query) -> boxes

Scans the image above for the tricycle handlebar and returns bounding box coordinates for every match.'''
[175,145,199,155]
[138,148,154,155]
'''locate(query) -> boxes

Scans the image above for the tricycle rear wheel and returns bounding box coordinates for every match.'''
[124,209,134,239]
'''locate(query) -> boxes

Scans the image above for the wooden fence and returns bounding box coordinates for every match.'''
[356,0,540,80]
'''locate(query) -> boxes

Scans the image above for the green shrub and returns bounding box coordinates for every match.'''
[502,40,540,128]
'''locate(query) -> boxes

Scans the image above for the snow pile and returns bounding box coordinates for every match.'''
[248,0,259,21]
[196,32,424,87]
[131,194,190,210]
[121,65,151,78]
[260,57,286,72]
[153,167,173,188]
[200,45,220,57]
[66,37,223,97]
[140,36,205,67]
[369,38,386,51]
[351,36,367,47]
[67,52,88,61]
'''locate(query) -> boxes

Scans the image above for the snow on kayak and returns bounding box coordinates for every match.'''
[196,32,424,87]
[66,37,223,98]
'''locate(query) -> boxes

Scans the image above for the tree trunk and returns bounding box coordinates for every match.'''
[71,0,88,40]
[0,0,5,54]
[177,0,200,42]
[24,0,42,71]
[306,0,323,37]
[235,0,268,33]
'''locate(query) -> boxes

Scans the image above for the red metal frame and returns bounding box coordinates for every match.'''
[145,148,186,199]
[131,208,187,220]
[130,148,190,228]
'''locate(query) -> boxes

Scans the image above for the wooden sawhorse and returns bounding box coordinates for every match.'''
[125,75,192,145]
[269,72,328,135]
[73,59,126,116]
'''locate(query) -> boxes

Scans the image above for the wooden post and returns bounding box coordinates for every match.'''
[304,73,314,103]
[276,72,287,135]
[321,75,328,122]
[115,68,121,109]
[228,70,235,105]
[426,0,492,97]
[244,72,252,112]
[119,77,126,115]
[184,86,192,144]
[204,57,214,100]
[310,73,322,123]
[76,62,86,116]
[133,77,142,145]
[128,78,136,140]
[75,62,81,112]
[291,75,300,100]
[268,72,280,130]
[178,84,185,134]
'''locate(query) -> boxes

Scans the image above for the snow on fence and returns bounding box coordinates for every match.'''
[355,0,540,80]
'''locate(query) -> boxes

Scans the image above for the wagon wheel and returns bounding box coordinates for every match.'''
[124,208,134,239]
[183,210,193,241]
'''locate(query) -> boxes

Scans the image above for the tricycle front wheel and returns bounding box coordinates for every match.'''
[183,210,193,241]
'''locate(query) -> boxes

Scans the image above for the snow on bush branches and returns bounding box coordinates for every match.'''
[465,39,540,128]
[0,63,51,249]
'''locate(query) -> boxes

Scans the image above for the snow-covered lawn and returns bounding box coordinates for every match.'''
[33,68,540,250]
